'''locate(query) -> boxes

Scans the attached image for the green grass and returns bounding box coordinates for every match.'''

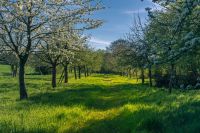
[0,64,35,76]
[0,65,11,76]
[1,73,200,133]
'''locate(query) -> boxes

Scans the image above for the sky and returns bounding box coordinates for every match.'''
[87,0,161,49]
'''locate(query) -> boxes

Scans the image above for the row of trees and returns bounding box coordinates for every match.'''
[0,0,104,99]
[1,0,199,99]
[106,0,200,92]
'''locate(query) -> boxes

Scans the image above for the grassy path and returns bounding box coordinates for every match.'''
[1,74,200,133]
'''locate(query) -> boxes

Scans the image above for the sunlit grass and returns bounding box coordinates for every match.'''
[1,72,200,133]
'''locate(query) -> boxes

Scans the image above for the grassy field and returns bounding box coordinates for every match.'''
[1,67,200,133]
[0,64,11,76]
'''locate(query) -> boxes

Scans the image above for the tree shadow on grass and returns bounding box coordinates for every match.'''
[0,121,58,133]
[2,76,200,133]
[28,83,177,110]
[29,83,126,109]
[65,100,200,133]
[71,108,165,133]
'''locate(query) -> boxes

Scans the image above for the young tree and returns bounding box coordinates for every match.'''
[127,16,156,86]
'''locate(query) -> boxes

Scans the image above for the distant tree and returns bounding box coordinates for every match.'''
[126,16,157,86]
[37,28,85,88]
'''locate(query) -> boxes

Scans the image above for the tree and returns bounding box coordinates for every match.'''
[0,0,103,99]
[144,0,200,91]
[126,16,157,86]
[37,28,86,88]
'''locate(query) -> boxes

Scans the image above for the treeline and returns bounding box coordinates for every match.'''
[106,0,200,92]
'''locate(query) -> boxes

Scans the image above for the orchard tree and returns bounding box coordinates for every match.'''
[108,39,132,76]
[145,0,200,91]
[0,0,103,99]
[37,28,86,88]
[126,16,157,86]
[61,32,87,84]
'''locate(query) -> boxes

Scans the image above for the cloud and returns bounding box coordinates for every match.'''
[124,9,147,15]
[124,1,163,15]
[89,37,112,49]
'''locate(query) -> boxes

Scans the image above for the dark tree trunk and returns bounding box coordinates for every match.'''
[86,67,89,76]
[135,69,138,82]
[148,65,152,87]
[169,63,175,93]
[64,64,68,83]
[74,66,77,80]
[11,64,17,77]
[19,60,28,100]
[11,64,14,77]
[18,17,31,100]
[78,66,81,79]
[14,65,17,77]
[84,66,87,77]
[129,69,132,78]
[141,67,145,84]
[52,64,57,88]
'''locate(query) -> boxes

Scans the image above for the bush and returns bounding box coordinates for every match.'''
[154,74,170,88]
[154,73,200,89]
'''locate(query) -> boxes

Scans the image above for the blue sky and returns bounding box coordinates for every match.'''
[87,0,161,49]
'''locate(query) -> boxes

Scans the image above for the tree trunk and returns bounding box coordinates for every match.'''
[169,63,175,93]
[86,67,89,76]
[135,69,138,82]
[141,67,145,84]
[11,64,17,77]
[19,60,28,100]
[64,64,68,83]
[74,66,77,80]
[14,65,17,77]
[148,65,152,87]
[84,66,87,77]
[78,66,81,79]
[52,64,57,88]
[11,64,14,77]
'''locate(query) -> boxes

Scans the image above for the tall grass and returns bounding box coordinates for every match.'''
[1,73,200,133]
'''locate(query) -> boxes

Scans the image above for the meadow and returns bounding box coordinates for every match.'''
[1,65,200,133]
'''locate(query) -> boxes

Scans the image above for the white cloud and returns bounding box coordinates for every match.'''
[89,37,111,45]
[89,37,112,49]
[124,1,163,15]
[124,9,147,15]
